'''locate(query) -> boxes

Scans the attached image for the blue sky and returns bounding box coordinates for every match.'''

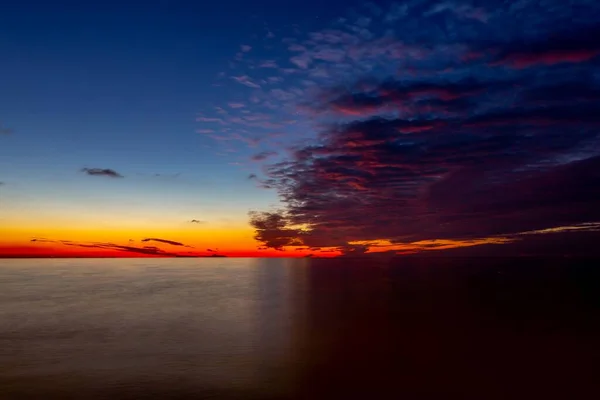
[0,0,362,188]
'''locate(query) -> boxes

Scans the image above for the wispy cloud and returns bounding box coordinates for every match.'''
[251,151,277,161]
[231,75,261,89]
[259,60,279,68]
[196,116,226,124]
[425,2,489,22]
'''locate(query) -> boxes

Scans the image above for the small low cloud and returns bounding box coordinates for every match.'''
[81,168,123,178]
[31,238,54,243]
[141,238,186,247]
[189,219,206,224]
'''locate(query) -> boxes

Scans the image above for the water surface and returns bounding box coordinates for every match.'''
[0,257,597,399]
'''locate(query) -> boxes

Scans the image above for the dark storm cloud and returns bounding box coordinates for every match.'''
[248,1,600,255]
[81,168,124,178]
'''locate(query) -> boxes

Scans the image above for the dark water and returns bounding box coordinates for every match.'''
[0,258,598,399]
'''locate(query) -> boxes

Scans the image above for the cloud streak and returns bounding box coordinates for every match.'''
[231,75,261,89]
[81,168,124,178]
[31,238,182,256]
[141,238,187,247]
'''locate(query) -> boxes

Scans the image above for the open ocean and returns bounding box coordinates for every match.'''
[0,257,598,399]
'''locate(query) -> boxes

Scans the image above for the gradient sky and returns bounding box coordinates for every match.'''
[1,0,600,257]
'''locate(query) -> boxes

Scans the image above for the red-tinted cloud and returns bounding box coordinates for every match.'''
[490,25,600,68]
[498,50,600,69]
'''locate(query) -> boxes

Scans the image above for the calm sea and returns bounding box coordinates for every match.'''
[0,257,598,399]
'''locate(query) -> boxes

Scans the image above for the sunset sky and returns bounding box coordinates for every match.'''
[1,0,599,257]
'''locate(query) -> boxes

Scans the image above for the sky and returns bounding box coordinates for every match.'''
[1,0,599,258]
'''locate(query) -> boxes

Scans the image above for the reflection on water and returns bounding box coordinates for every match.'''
[0,257,597,399]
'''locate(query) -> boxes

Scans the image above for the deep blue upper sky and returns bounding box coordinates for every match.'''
[0,0,359,183]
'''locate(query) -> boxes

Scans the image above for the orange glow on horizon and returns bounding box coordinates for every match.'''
[0,244,336,258]
[5,222,589,258]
